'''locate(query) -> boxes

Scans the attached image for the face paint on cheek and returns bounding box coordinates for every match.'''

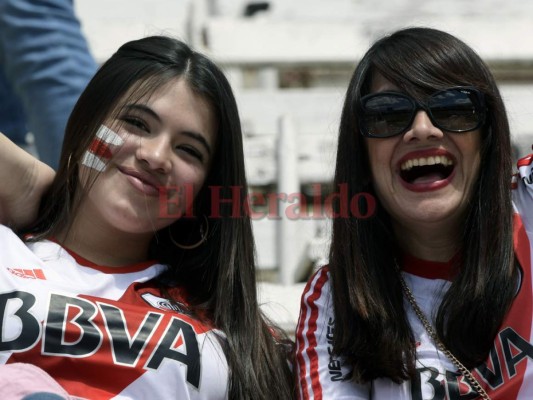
[81,125,125,172]
[95,124,125,145]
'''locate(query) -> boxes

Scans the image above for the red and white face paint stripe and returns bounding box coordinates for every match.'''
[82,125,125,172]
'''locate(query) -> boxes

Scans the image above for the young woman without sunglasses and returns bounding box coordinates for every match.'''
[0,35,294,400]
[296,27,533,399]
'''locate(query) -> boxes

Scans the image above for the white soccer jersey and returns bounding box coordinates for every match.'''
[296,150,533,400]
[0,230,228,399]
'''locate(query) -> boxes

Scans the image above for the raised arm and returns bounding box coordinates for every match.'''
[0,132,55,229]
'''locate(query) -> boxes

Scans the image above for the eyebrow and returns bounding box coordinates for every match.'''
[123,104,213,155]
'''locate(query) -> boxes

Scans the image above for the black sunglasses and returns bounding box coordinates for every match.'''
[359,87,486,138]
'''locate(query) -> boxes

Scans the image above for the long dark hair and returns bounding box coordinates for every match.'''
[27,36,294,399]
[330,27,517,382]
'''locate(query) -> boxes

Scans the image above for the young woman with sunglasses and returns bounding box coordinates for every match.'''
[296,27,533,399]
[0,35,294,399]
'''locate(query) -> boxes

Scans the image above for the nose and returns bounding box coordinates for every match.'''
[136,135,172,173]
[402,110,444,142]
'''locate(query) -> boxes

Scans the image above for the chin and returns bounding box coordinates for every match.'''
[106,213,161,235]
[408,207,463,226]
[391,197,464,225]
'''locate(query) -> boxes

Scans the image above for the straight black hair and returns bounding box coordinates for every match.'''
[330,27,517,382]
[27,36,294,399]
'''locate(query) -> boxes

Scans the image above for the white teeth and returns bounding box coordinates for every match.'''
[400,156,454,171]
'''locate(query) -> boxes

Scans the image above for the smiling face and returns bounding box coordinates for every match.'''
[75,77,217,239]
[365,73,482,247]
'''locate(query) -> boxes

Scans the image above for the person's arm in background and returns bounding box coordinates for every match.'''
[0,132,55,229]
[0,0,97,169]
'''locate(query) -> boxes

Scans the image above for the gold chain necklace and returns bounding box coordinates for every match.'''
[397,271,491,400]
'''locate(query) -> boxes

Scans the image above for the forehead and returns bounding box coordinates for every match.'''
[112,77,218,146]
[370,72,400,93]
[117,77,209,109]
[119,77,215,120]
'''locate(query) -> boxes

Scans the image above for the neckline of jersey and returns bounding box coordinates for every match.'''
[401,253,457,281]
[46,237,160,274]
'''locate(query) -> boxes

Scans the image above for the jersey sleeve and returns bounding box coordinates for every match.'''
[295,267,369,400]
[513,150,533,232]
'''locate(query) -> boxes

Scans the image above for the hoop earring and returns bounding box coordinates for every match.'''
[169,215,209,250]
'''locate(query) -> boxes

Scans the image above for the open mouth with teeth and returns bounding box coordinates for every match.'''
[400,155,454,185]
